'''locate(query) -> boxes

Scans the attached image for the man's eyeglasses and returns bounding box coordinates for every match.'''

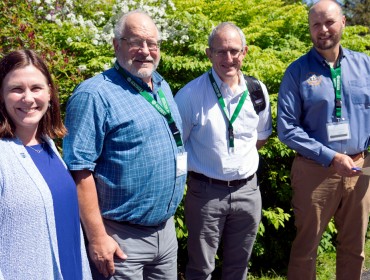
[120,37,161,51]
[212,48,243,59]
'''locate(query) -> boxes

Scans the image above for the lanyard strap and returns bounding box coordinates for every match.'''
[208,71,248,148]
[329,66,342,119]
[115,61,183,147]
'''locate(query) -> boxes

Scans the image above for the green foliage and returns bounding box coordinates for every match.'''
[316,250,337,280]
[343,0,370,28]
[174,186,188,243]
[342,25,370,56]
[2,0,370,278]
[318,220,338,255]
[262,207,291,232]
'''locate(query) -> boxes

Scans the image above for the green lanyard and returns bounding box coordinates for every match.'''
[115,61,183,147]
[208,71,248,148]
[329,65,342,120]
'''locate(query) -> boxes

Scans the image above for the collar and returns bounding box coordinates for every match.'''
[311,46,346,68]
[210,68,246,96]
[114,60,163,92]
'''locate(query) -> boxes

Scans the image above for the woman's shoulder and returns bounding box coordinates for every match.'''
[0,138,17,155]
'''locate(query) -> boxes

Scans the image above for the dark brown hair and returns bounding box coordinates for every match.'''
[0,49,67,139]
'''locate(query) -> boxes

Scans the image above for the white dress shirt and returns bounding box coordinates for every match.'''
[175,68,272,181]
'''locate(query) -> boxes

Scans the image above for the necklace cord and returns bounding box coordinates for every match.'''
[25,142,44,153]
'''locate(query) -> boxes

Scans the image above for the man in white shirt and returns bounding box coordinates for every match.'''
[175,22,272,280]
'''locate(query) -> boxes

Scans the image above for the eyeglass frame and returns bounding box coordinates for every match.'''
[119,37,161,51]
[210,48,244,59]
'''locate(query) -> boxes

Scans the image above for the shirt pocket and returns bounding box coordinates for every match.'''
[349,76,370,108]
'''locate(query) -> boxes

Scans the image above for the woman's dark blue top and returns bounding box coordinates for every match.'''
[26,143,82,280]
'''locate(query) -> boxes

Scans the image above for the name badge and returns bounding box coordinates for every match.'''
[222,153,242,173]
[176,152,187,177]
[326,121,351,142]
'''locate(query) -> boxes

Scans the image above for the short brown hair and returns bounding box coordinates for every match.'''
[0,49,67,139]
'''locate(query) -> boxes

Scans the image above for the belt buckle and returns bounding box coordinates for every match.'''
[227,180,231,187]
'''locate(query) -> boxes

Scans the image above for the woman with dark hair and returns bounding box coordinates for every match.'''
[0,49,91,280]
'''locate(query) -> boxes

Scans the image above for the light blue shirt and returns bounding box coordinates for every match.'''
[277,47,370,166]
[63,66,186,226]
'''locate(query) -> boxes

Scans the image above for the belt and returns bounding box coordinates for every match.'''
[189,171,254,187]
[348,150,368,161]
[107,219,166,228]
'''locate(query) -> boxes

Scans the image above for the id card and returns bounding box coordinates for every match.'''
[327,121,351,142]
[221,153,242,173]
[176,152,187,177]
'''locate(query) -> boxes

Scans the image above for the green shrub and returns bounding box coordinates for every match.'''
[2,0,369,277]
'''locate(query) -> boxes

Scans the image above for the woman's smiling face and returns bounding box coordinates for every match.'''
[1,65,50,135]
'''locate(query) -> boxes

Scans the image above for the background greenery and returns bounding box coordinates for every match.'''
[1,0,369,279]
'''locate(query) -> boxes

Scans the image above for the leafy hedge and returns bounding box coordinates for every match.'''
[1,0,369,276]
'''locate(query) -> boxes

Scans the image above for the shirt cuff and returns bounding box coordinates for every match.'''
[319,146,337,167]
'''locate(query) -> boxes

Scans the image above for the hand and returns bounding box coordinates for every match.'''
[331,153,360,177]
[88,235,127,277]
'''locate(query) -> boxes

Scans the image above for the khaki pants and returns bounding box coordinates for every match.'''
[287,154,370,280]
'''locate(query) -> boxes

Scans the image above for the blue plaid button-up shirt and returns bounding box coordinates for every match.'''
[63,66,186,226]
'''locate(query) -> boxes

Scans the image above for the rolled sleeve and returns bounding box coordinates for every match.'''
[63,88,107,171]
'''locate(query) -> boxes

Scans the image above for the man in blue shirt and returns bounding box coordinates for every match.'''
[63,10,186,279]
[278,1,370,279]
